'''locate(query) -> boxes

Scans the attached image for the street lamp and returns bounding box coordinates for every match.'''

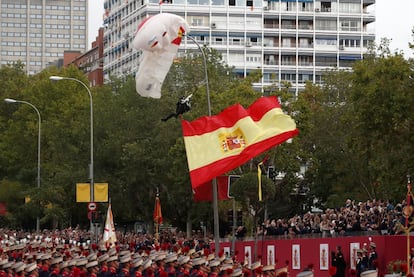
[185,35,220,255]
[49,76,95,236]
[4,98,41,232]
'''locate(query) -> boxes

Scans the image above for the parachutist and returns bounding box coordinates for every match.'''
[162,94,192,121]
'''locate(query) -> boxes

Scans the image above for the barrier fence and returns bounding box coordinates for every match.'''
[215,234,411,276]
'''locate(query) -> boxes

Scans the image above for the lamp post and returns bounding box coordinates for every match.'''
[185,35,220,256]
[49,76,95,237]
[4,98,41,232]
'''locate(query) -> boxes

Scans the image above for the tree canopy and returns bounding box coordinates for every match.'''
[0,43,413,236]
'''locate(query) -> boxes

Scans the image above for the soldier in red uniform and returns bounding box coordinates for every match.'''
[250,261,262,277]
[262,264,275,277]
[3,261,13,277]
[77,258,89,277]
[106,255,119,277]
[164,254,178,277]
[60,261,71,277]
[207,259,220,277]
[189,257,207,277]
[131,258,143,277]
[38,254,51,277]
[0,259,8,277]
[176,255,191,277]
[97,254,109,277]
[50,257,63,277]
[24,262,38,277]
[142,259,154,277]
[86,261,99,277]
[119,255,132,277]
[13,262,25,277]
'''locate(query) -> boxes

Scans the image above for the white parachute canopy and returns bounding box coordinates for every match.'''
[132,13,190,99]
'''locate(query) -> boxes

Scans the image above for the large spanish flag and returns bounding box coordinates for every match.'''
[182,96,299,189]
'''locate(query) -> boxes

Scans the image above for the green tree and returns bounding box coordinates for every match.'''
[290,50,414,210]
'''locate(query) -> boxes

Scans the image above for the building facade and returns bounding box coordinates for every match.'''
[0,0,88,75]
[103,0,375,94]
[63,27,105,87]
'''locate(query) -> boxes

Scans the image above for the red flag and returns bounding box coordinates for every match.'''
[0,202,7,216]
[193,175,239,202]
[153,195,163,224]
[182,96,298,189]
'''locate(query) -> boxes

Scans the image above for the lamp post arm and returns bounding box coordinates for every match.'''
[4,98,41,232]
[50,77,94,185]
[184,35,211,117]
[68,78,93,184]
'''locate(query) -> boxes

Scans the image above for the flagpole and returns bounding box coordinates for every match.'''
[155,188,157,241]
[186,35,220,256]
[155,207,159,242]
[155,221,159,241]
[406,175,413,275]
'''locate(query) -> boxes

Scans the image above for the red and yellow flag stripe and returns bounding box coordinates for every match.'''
[182,96,299,189]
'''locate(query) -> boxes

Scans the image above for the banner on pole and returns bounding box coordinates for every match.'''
[76,183,109,203]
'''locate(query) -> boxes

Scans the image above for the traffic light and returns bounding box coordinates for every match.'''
[228,209,233,227]
[237,210,243,226]
[267,166,276,181]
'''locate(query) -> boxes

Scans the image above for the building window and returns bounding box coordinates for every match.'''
[315,20,337,31]
[320,1,331,12]
[315,39,337,46]
[340,20,360,32]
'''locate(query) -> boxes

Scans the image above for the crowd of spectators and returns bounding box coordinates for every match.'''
[0,198,409,249]
[0,227,207,255]
[259,198,409,238]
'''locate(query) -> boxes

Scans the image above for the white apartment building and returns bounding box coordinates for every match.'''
[103,0,375,94]
[0,0,88,75]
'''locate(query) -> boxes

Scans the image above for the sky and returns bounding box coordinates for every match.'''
[88,0,414,58]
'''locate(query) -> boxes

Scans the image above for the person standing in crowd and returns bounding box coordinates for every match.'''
[87,261,99,277]
[14,262,25,277]
[106,255,120,277]
[25,262,38,277]
[368,242,378,270]
[208,259,221,277]
[410,247,414,273]
[98,254,109,277]
[176,256,191,277]
[49,257,62,277]
[142,259,154,277]
[38,254,51,277]
[131,258,143,277]
[60,262,70,277]
[164,253,177,277]
[189,257,206,277]
[119,255,131,277]
[331,246,346,277]
[249,261,262,277]
[355,249,368,277]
